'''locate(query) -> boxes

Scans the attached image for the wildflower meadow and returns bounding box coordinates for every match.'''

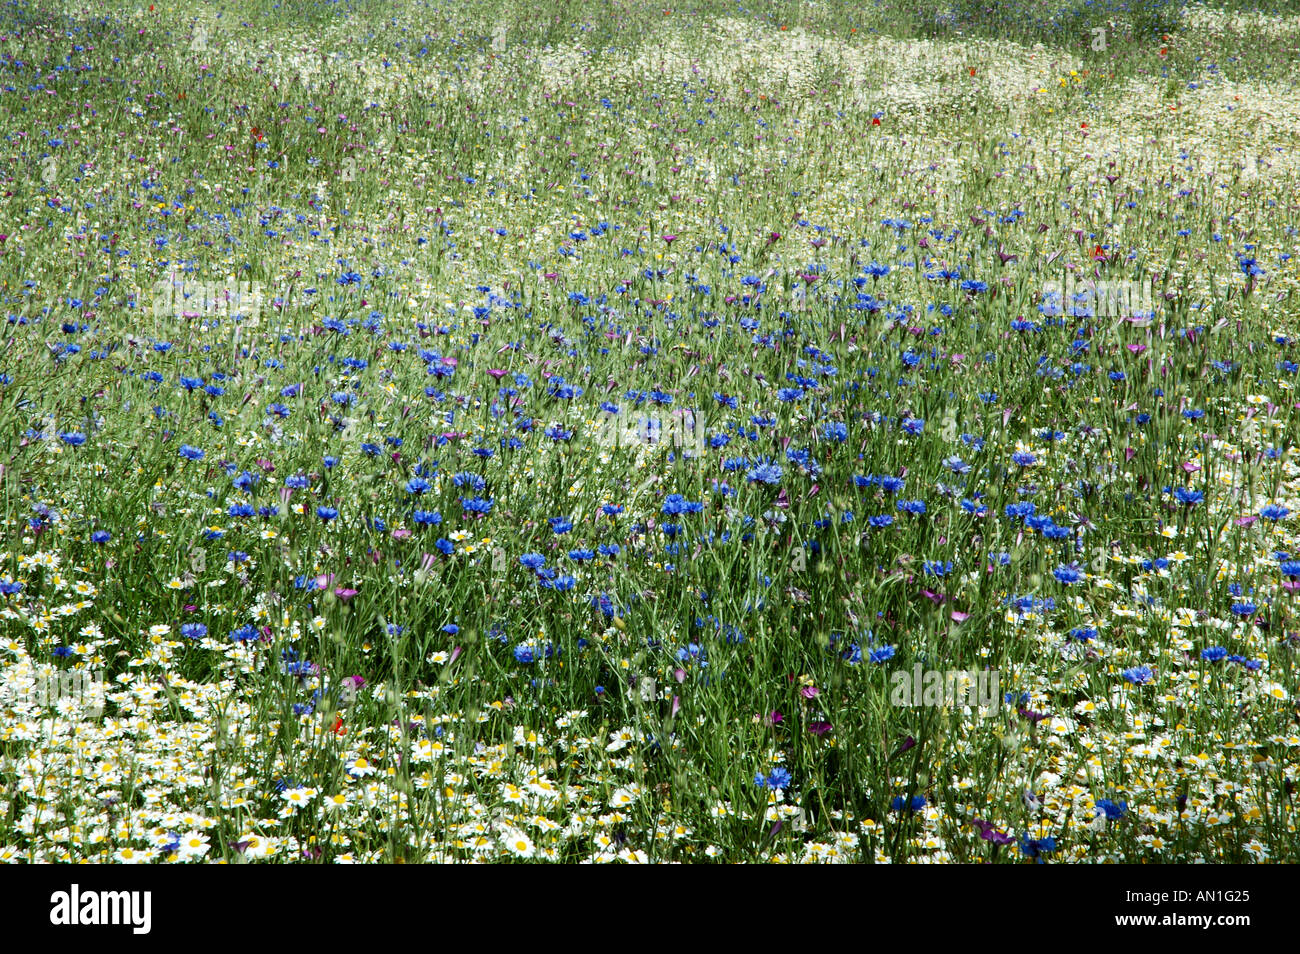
[2,0,1300,866]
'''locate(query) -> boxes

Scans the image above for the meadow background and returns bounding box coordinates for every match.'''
[2,0,1299,862]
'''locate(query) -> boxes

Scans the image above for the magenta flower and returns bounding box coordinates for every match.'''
[333,587,358,602]
[889,735,916,760]
[808,721,833,736]
[973,820,1016,846]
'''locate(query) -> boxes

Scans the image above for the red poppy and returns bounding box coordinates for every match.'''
[332,715,345,735]
[871,116,881,125]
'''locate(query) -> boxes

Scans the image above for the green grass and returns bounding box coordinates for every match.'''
[0,0,1298,863]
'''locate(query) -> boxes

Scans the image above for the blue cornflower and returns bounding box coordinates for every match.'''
[1095,799,1128,821]
[230,625,259,643]
[1121,665,1154,685]
[1053,565,1083,584]
[746,460,783,485]
[890,795,927,811]
[754,767,792,791]
[231,471,259,492]
[663,494,703,516]
[1020,836,1056,860]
